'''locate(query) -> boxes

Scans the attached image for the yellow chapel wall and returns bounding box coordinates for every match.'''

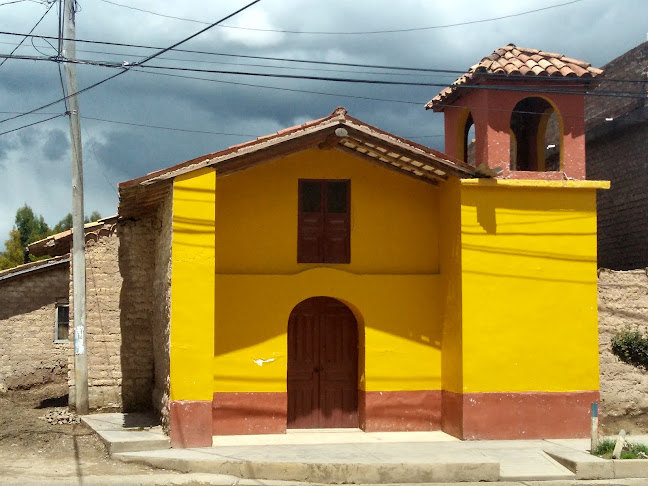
[212,148,443,394]
[169,168,216,402]
[458,180,604,394]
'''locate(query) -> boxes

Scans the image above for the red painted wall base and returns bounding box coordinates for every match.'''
[442,390,600,440]
[212,392,287,435]
[170,400,213,448]
[360,390,441,431]
[168,389,599,447]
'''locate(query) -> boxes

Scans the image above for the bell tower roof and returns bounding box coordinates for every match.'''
[426,44,604,111]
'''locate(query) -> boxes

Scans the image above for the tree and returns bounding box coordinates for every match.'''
[52,213,73,233]
[51,211,102,234]
[0,229,26,270]
[85,211,102,224]
[15,204,49,252]
[0,205,103,270]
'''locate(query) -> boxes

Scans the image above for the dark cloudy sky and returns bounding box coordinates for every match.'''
[0,0,646,244]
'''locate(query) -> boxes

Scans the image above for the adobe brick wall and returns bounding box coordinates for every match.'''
[586,42,648,270]
[598,269,648,433]
[0,263,69,390]
[69,216,163,413]
[68,230,124,410]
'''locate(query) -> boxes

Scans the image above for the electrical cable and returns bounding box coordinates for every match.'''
[96,0,585,35]
[0,0,28,6]
[133,0,262,66]
[4,29,647,85]
[0,31,467,74]
[31,43,458,78]
[56,1,68,112]
[81,114,258,137]
[127,62,648,99]
[2,30,646,87]
[0,112,65,136]
[128,67,424,105]
[0,0,55,68]
[0,0,263,130]
[1,52,645,102]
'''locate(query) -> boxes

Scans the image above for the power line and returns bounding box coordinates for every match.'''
[127,63,648,99]
[3,30,647,87]
[134,0,262,66]
[14,41,454,78]
[129,67,424,105]
[0,0,28,6]
[0,31,466,74]
[2,51,645,108]
[0,112,65,136]
[2,51,646,102]
[97,0,585,35]
[81,114,258,137]
[0,1,263,130]
[6,29,646,87]
[0,0,54,68]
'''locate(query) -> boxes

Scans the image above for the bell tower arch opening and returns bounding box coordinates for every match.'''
[510,97,563,173]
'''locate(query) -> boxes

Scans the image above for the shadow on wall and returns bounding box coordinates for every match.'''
[0,266,69,320]
[117,220,155,412]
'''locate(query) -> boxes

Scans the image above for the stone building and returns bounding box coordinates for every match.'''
[23,45,611,449]
[0,255,70,391]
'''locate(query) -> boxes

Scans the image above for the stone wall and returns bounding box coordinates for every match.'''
[0,260,69,390]
[151,190,172,430]
[598,269,648,433]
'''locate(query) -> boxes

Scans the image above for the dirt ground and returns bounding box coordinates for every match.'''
[0,380,171,480]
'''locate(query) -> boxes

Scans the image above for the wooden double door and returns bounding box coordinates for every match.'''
[287,297,358,429]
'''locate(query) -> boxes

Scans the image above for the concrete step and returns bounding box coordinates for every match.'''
[114,444,500,484]
[81,412,170,454]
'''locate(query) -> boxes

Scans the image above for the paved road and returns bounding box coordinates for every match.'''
[2,474,648,486]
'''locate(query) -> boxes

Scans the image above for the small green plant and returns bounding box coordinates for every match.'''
[593,437,615,456]
[611,329,648,370]
[593,439,648,459]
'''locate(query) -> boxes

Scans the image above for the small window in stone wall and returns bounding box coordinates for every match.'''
[55,300,69,342]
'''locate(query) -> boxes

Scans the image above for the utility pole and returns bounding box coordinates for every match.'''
[62,0,88,415]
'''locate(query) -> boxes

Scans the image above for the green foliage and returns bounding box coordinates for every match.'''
[0,229,27,270]
[0,205,103,271]
[594,438,648,459]
[52,213,73,233]
[611,329,648,370]
[593,437,615,456]
[86,211,102,223]
[14,204,50,251]
[51,211,102,234]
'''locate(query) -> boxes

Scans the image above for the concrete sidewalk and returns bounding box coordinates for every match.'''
[82,413,648,484]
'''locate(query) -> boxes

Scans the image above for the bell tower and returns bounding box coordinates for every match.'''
[426,44,603,180]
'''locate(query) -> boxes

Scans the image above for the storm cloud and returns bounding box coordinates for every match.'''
[0,0,646,244]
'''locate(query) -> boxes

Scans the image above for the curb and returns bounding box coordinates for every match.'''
[545,449,648,480]
[114,452,500,484]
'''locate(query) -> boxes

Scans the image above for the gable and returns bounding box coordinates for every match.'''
[214,147,440,275]
[118,108,478,220]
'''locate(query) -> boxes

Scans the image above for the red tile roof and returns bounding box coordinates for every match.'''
[117,107,480,218]
[426,44,604,110]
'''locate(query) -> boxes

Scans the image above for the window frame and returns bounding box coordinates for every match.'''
[297,179,351,264]
[54,299,70,343]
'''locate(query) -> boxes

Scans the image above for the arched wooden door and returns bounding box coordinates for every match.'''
[287,297,358,429]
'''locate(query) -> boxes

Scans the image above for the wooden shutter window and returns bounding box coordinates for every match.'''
[298,180,350,263]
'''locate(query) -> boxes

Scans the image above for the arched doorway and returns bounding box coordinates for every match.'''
[287,297,358,429]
